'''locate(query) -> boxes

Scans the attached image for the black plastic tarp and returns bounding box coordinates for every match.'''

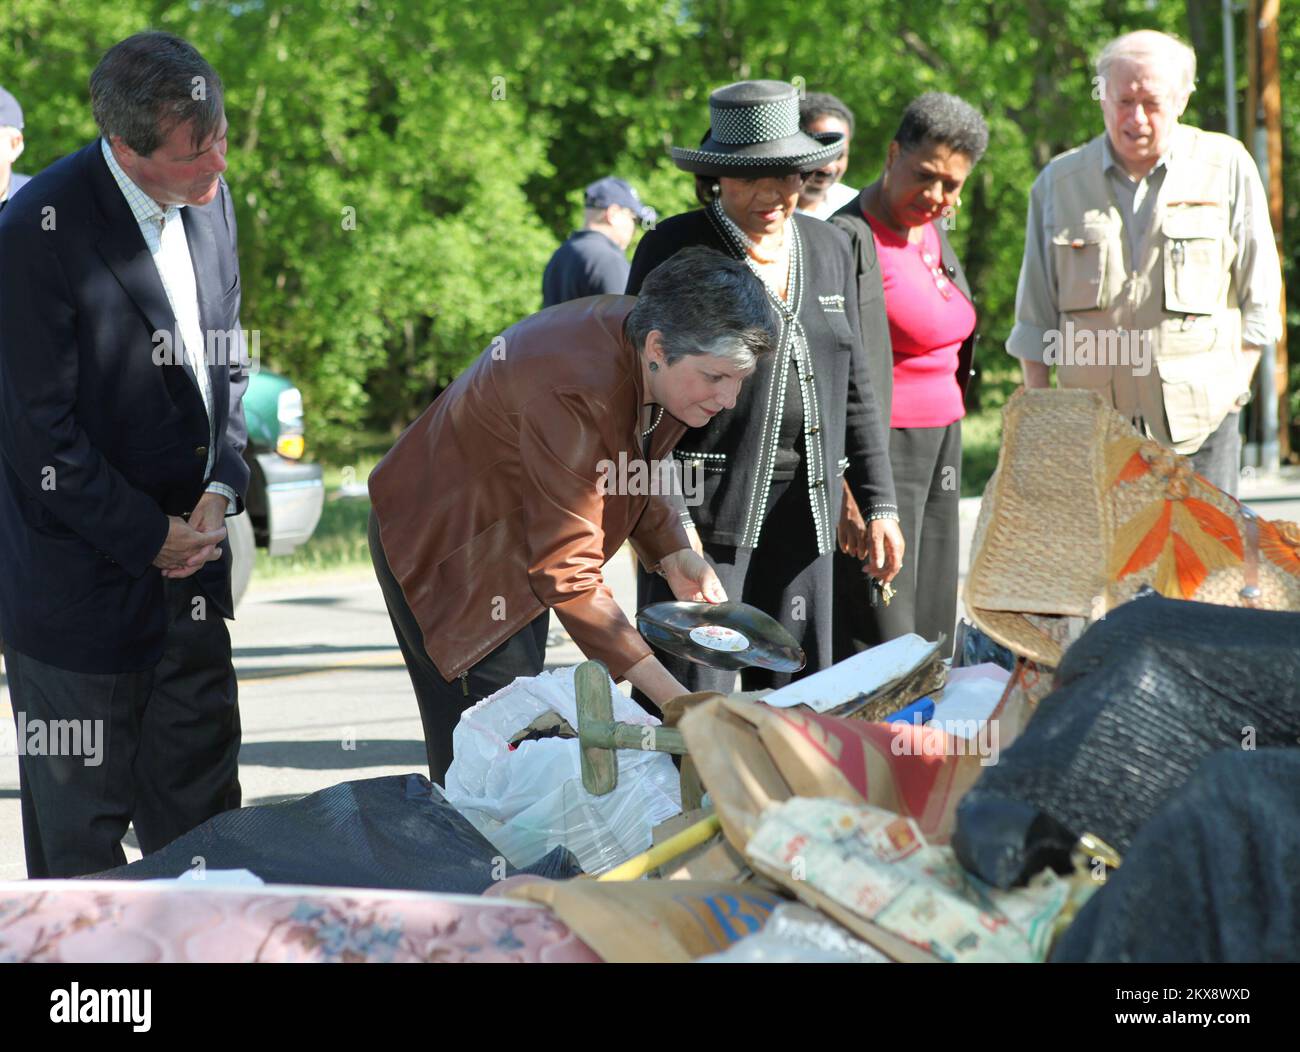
[953,596,1300,889]
[91,774,582,892]
[1052,748,1300,962]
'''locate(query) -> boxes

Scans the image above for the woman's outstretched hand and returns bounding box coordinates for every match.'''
[660,548,727,604]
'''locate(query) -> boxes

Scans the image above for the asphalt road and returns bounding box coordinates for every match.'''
[0,553,618,882]
[3,481,1298,881]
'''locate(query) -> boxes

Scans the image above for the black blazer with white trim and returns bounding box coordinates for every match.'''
[626,207,897,552]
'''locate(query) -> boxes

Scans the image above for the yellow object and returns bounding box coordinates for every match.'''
[277,433,305,459]
[1075,831,1122,871]
[597,813,721,881]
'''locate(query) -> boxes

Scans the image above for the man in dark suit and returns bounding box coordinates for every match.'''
[0,32,250,878]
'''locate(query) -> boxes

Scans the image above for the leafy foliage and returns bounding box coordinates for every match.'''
[1,0,1295,460]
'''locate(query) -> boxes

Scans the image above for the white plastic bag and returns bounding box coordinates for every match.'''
[443,666,681,874]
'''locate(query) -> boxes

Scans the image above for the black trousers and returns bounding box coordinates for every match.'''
[835,420,962,661]
[7,575,241,879]
[369,510,549,786]
[636,471,833,699]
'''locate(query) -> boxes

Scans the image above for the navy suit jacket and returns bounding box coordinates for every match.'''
[0,141,249,673]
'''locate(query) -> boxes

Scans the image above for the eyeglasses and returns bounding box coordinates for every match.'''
[920,249,954,300]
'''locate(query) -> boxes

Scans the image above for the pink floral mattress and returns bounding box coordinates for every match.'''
[0,881,601,963]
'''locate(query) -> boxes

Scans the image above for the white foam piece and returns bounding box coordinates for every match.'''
[762,634,940,714]
[928,663,1011,736]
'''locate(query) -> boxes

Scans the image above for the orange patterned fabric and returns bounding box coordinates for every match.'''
[1259,519,1300,579]
[1109,440,1244,600]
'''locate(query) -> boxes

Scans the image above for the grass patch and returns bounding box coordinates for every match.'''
[961,408,1004,498]
[252,496,373,580]
[960,356,1021,497]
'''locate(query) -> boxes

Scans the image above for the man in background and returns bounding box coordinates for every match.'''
[798,93,857,219]
[0,86,31,213]
[542,176,655,307]
[1006,29,1281,495]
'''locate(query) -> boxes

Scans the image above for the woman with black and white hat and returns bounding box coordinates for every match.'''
[627,79,902,695]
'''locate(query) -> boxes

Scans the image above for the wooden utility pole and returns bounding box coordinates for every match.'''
[1246,0,1290,461]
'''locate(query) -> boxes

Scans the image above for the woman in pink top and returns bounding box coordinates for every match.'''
[831,94,988,658]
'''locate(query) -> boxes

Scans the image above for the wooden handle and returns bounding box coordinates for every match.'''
[575,660,618,796]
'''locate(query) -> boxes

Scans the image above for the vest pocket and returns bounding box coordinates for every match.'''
[1052,227,1109,312]
[1156,348,1238,446]
[1162,208,1229,315]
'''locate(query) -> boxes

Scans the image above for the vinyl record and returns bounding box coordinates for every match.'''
[636,601,805,673]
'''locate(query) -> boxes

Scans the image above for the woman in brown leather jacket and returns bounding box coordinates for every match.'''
[368,248,776,783]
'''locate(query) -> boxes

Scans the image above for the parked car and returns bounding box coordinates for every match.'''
[228,370,325,607]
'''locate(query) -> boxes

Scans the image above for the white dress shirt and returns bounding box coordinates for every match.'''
[101,138,236,513]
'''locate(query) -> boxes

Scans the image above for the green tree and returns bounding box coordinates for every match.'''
[1,0,1293,462]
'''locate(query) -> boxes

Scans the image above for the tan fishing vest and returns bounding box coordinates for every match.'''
[1047,126,1252,455]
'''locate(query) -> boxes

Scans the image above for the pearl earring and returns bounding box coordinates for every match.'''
[710,183,720,197]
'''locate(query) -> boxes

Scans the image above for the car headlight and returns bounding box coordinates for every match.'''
[276,387,306,460]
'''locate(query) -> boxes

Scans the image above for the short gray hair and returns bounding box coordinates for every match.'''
[1097,30,1196,99]
[893,92,989,165]
[626,247,777,370]
[90,31,224,156]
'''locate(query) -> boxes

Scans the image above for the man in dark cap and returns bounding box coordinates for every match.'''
[541,176,656,307]
[0,86,31,212]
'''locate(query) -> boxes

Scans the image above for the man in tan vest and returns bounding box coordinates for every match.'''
[1006,30,1281,495]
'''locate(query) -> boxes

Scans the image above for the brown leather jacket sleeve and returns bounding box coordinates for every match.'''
[629,469,691,570]
[518,388,653,679]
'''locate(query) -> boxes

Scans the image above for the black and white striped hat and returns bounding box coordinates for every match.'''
[670,80,845,178]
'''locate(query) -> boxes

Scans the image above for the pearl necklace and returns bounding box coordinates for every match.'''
[641,404,664,438]
[714,203,788,265]
[710,200,795,304]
